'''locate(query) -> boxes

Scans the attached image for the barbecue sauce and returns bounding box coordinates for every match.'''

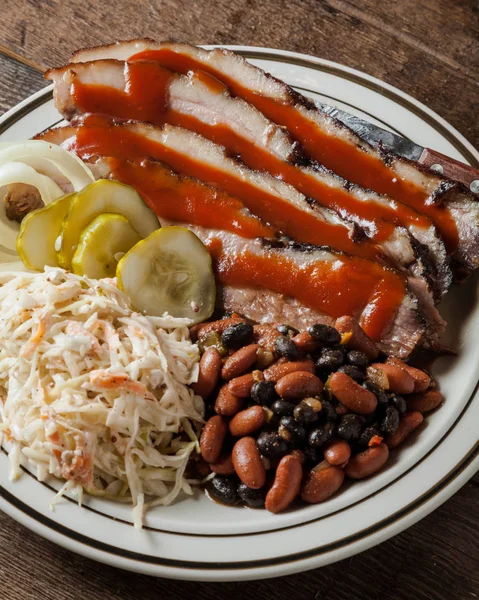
[70,118,380,259]
[108,158,274,239]
[128,48,459,252]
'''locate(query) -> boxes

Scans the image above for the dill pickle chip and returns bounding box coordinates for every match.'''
[116,226,215,323]
[57,179,159,268]
[71,213,141,278]
[16,193,75,271]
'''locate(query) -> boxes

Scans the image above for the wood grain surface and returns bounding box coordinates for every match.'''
[0,1,478,598]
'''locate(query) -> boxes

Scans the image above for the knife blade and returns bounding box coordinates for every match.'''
[319,103,479,194]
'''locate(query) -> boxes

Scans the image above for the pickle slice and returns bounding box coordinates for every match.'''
[16,193,75,271]
[116,226,215,323]
[71,213,141,278]
[58,179,159,268]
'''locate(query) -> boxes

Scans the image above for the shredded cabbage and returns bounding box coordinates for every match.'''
[0,268,204,527]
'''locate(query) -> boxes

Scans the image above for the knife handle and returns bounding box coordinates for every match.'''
[419,148,479,194]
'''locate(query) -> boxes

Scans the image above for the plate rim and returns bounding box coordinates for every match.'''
[0,45,478,581]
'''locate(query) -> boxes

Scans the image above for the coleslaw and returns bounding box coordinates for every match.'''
[0,267,204,527]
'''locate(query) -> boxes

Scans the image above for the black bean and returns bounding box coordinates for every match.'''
[293,400,320,425]
[303,446,321,465]
[315,348,344,370]
[346,350,369,368]
[271,399,296,417]
[274,335,299,360]
[337,365,366,381]
[279,416,307,447]
[381,405,400,435]
[256,432,289,459]
[358,426,381,449]
[337,414,362,442]
[237,483,266,508]
[308,422,336,448]
[250,381,277,405]
[320,398,340,422]
[221,323,254,349]
[363,380,389,405]
[389,393,407,416]
[207,476,237,505]
[276,324,299,338]
[308,324,341,346]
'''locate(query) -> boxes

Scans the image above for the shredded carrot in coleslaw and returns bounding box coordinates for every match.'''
[0,267,204,527]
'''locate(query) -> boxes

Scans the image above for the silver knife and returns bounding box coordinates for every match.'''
[320,104,479,195]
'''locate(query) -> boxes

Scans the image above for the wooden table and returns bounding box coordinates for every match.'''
[0,1,478,598]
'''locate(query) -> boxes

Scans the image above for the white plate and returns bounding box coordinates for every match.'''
[0,46,478,582]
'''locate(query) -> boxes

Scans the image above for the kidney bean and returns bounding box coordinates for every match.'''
[329,372,377,414]
[227,373,255,398]
[406,389,443,413]
[265,454,303,513]
[214,384,244,417]
[345,443,389,479]
[301,465,345,503]
[197,315,245,340]
[188,323,203,343]
[221,344,259,380]
[232,437,266,489]
[323,439,351,466]
[387,358,431,393]
[191,347,222,398]
[292,331,318,353]
[385,411,424,448]
[334,316,379,360]
[210,452,235,476]
[369,363,415,394]
[229,406,266,437]
[200,415,228,463]
[275,371,323,400]
[263,359,315,382]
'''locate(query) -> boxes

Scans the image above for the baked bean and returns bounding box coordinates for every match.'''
[323,439,351,466]
[387,358,431,393]
[200,416,228,463]
[369,363,415,394]
[275,371,323,400]
[232,437,266,489]
[210,452,235,475]
[265,454,303,513]
[292,331,318,353]
[329,372,377,414]
[229,406,266,437]
[334,316,379,360]
[214,385,244,416]
[385,411,424,448]
[227,373,255,398]
[221,344,259,380]
[407,389,443,413]
[345,443,389,479]
[301,465,345,503]
[191,347,222,398]
[263,359,315,382]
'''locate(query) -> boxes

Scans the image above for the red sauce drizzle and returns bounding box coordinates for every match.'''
[70,115,381,260]
[129,48,459,251]
[205,237,406,340]
[109,158,274,239]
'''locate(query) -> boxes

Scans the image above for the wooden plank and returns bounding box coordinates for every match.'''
[0,54,46,115]
[0,0,477,147]
[0,482,477,600]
